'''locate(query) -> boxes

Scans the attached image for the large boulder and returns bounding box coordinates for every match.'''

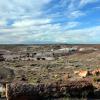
[6,79,94,100]
[0,67,15,81]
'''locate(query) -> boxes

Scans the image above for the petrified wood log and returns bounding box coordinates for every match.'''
[6,80,94,100]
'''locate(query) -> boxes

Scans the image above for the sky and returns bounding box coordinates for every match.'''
[0,0,100,44]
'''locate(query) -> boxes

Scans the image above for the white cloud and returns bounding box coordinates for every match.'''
[12,19,51,27]
[0,24,100,44]
[45,26,100,44]
[0,0,51,19]
[48,0,86,19]
[66,0,99,19]
[64,22,80,29]
[0,0,100,44]
[80,0,99,7]
[68,10,85,18]
[0,21,79,35]
[0,19,7,27]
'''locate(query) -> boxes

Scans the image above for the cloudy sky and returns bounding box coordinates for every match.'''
[0,0,100,44]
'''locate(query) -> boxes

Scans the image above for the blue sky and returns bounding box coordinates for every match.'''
[0,0,100,44]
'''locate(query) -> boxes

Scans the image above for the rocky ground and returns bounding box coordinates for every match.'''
[0,53,100,83]
[0,44,100,99]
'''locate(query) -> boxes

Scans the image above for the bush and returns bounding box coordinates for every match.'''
[14,64,23,67]
[30,64,38,66]
[93,76,100,82]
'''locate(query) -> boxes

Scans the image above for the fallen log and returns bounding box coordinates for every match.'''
[5,80,94,100]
